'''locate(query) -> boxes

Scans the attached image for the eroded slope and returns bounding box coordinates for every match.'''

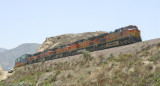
[2,38,160,86]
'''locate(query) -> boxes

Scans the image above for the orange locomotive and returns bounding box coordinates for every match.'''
[14,25,142,68]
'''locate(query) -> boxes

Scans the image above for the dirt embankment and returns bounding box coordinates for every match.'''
[0,66,7,81]
[2,38,160,86]
[0,65,12,81]
[0,71,8,81]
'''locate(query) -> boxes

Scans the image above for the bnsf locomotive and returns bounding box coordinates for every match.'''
[14,25,142,68]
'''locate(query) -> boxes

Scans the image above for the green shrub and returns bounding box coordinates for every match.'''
[46,68,52,72]
[107,53,116,62]
[154,71,160,84]
[155,66,160,72]
[43,81,50,86]
[0,82,3,86]
[157,42,160,47]
[145,64,153,71]
[148,56,159,63]
[82,51,92,61]
[116,54,133,62]
[98,54,104,63]
[83,51,91,57]
[79,75,83,81]
[67,73,72,78]
[141,51,150,57]
[49,70,61,83]
[13,72,38,86]
[137,71,160,86]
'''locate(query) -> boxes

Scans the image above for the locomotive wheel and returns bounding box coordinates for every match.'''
[103,45,106,49]
[52,56,55,59]
[100,46,103,50]
[66,54,68,57]
[74,52,76,55]
[29,61,32,64]
[119,41,123,46]
[90,48,93,52]
[128,41,131,44]
[42,58,45,62]
[72,52,75,55]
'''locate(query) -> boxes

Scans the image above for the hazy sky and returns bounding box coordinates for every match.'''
[0,0,159,49]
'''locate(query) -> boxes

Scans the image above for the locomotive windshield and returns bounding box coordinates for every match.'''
[127,26,138,30]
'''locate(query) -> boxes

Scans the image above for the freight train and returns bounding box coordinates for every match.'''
[14,25,142,68]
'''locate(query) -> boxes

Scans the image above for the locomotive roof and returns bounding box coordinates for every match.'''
[34,52,41,56]
[75,39,85,43]
[96,33,109,38]
[16,54,31,60]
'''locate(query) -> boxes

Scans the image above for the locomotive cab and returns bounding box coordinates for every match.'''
[15,58,21,68]
[127,25,142,42]
[14,54,30,68]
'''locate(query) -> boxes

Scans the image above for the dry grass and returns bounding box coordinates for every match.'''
[2,39,160,86]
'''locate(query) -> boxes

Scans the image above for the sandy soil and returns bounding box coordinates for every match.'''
[0,71,8,81]
[0,67,12,81]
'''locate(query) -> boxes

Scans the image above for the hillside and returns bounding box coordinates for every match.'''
[37,31,106,52]
[1,38,160,86]
[0,48,7,53]
[0,43,40,71]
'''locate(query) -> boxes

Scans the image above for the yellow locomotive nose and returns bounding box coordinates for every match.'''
[135,29,141,38]
[133,29,140,38]
[128,29,142,42]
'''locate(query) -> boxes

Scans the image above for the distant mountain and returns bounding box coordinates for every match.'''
[0,43,40,70]
[0,48,7,53]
